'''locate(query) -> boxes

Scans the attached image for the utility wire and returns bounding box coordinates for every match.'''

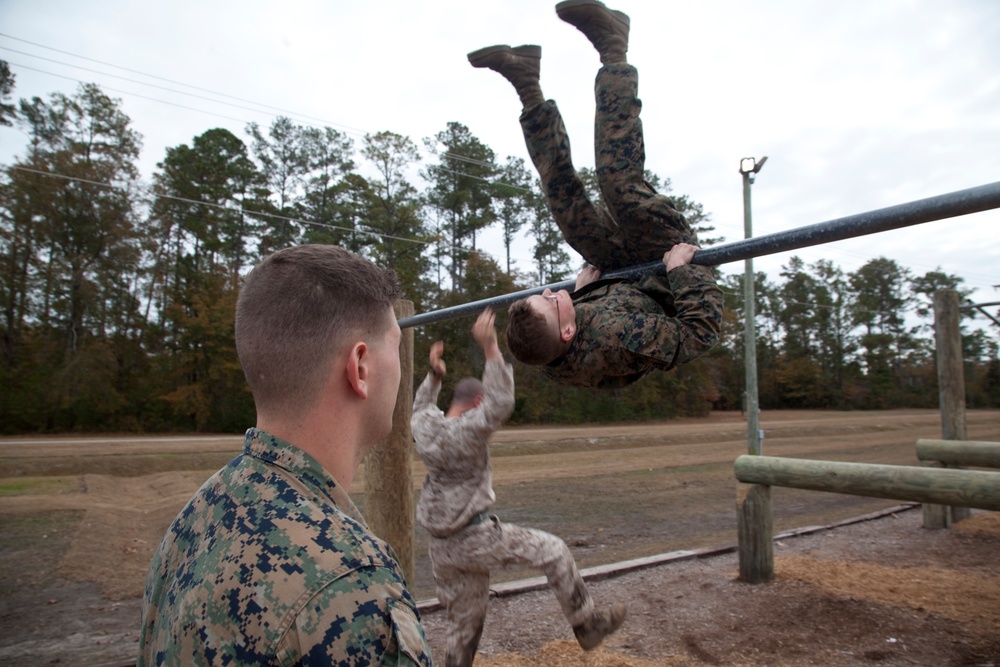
[4,36,995,291]
[3,61,531,198]
[0,36,369,134]
[1,36,525,192]
[7,165,434,246]
[4,62,253,125]
[5,167,994,325]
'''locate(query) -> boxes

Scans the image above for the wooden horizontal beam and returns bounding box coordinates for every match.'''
[733,455,1000,511]
[915,439,1000,468]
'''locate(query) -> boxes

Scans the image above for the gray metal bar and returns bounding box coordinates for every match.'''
[974,307,1000,328]
[399,180,1000,329]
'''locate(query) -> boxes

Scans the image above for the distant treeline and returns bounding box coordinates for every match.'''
[1,73,997,433]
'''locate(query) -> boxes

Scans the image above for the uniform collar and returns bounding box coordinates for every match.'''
[242,427,368,528]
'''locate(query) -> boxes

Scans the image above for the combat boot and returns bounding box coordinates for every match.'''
[555,0,630,65]
[468,44,544,110]
[573,602,627,651]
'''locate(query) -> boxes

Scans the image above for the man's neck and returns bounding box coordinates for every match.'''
[257,415,362,488]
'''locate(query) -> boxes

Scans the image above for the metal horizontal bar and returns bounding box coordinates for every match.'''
[399,180,1000,329]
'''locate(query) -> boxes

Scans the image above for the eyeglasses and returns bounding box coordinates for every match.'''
[543,293,561,335]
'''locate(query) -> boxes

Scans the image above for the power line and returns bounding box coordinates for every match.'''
[0,35,369,134]
[3,62,253,125]
[5,35,994,295]
[3,61,530,198]
[7,165,434,246]
[4,167,994,326]
[1,35,527,193]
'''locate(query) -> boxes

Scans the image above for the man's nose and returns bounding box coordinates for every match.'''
[542,288,552,297]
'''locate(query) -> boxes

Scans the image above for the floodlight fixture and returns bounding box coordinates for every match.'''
[739,156,768,174]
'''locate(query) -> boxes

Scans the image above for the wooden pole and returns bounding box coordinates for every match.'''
[365,300,416,585]
[736,482,773,583]
[733,455,1000,511]
[924,289,970,528]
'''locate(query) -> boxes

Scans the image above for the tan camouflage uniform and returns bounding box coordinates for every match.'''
[412,358,595,667]
[521,64,724,389]
[139,428,433,666]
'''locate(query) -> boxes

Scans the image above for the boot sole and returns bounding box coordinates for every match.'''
[467,44,541,66]
[555,0,630,28]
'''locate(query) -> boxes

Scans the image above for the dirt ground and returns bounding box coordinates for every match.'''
[0,408,998,666]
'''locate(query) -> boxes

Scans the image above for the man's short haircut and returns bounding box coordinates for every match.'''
[505,298,564,365]
[235,244,401,416]
[452,377,484,406]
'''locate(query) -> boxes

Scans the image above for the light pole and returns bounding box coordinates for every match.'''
[739,156,767,455]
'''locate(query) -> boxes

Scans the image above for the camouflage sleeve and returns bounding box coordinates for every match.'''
[628,264,723,368]
[412,371,441,420]
[276,567,433,666]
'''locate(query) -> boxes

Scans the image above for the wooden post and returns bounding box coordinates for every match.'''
[365,300,416,585]
[736,482,773,583]
[924,289,970,528]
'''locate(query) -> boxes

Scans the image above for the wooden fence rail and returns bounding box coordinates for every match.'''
[916,439,1000,468]
[733,455,1000,511]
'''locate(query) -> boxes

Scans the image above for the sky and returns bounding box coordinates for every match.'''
[1,0,999,334]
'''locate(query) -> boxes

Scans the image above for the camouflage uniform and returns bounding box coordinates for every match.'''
[520,64,723,389]
[139,428,433,667]
[412,358,595,667]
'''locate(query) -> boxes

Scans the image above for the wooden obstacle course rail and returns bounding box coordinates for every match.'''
[733,454,1000,582]
[733,455,1000,511]
[916,439,1000,468]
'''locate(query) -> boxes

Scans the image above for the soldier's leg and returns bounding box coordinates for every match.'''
[452,518,626,651]
[490,521,627,650]
[492,521,594,626]
[519,101,625,269]
[559,0,695,263]
[430,540,491,667]
[594,64,695,263]
[469,43,623,268]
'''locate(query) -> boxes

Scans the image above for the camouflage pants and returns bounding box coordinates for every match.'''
[520,64,696,271]
[429,516,593,667]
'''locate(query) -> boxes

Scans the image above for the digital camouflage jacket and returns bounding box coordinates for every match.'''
[139,428,433,666]
[543,264,723,390]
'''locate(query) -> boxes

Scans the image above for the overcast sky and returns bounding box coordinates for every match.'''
[1,0,998,331]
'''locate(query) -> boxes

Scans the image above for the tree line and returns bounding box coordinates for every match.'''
[0,68,997,434]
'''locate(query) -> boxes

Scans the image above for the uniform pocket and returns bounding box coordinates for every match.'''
[385,597,433,666]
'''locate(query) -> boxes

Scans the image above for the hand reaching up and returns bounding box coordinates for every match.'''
[429,341,446,380]
[472,308,502,361]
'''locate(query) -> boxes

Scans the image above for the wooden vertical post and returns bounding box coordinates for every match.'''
[923,289,969,529]
[365,300,416,584]
[736,482,774,583]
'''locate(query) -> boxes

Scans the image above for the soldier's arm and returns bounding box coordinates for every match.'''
[628,264,724,368]
[412,341,444,417]
[470,308,514,430]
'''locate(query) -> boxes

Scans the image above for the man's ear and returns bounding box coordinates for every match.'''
[560,322,576,342]
[345,342,369,399]
[472,395,484,409]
